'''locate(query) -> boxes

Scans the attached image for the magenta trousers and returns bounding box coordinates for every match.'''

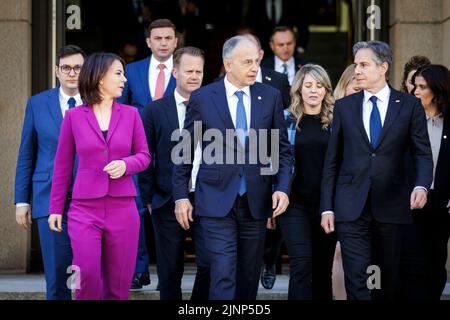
[67,196,139,300]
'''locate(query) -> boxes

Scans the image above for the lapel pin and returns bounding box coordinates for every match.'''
[258,96,262,100]
[395,100,400,103]
[444,135,447,139]
[265,76,271,81]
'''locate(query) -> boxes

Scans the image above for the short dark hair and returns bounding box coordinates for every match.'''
[56,45,86,66]
[412,64,450,120]
[147,19,176,38]
[401,55,431,92]
[270,26,296,42]
[173,47,205,68]
[78,52,125,106]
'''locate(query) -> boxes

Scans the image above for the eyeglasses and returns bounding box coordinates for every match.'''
[59,65,82,74]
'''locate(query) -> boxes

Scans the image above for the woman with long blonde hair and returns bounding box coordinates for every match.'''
[278,64,336,299]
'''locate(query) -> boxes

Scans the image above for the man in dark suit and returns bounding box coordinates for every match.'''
[138,46,209,300]
[261,26,307,86]
[320,41,433,300]
[14,45,86,300]
[245,0,310,54]
[172,36,292,300]
[243,33,291,109]
[243,33,290,289]
[119,18,179,289]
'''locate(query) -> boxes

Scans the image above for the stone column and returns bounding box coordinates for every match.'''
[0,0,32,272]
[389,0,450,88]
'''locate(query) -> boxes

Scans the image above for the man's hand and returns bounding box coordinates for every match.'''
[16,205,32,229]
[272,191,289,217]
[321,213,335,234]
[103,160,126,179]
[174,199,193,230]
[410,188,427,209]
[48,214,62,233]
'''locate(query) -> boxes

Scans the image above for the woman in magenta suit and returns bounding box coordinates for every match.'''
[48,52,151,300]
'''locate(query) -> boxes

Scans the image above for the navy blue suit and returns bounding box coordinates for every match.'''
[172,79,292,299]
[320,88,433,300]
[138,94,209,300]
[14,87,72,300]
[119,55,176,275]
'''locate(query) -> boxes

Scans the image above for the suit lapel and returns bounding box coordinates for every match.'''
[106,101,122,143]
[139,57,152,103]
[375,89,403,149]
[250,84,262,131]
[212,81,235,129]
[84,106,105,143]
[352,91,371,148]
[165,75,177,97]
[162,95,180,131]
[47,87,63,130]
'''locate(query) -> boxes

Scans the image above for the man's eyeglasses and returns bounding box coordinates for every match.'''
[59,65,82,74]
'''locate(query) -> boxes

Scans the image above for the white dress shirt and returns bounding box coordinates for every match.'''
[274,56,295,85]
[59,88,82,117]
[174,89,201,192]
[256,66,263,83]
[149,55,173,99]
[224,75,251,130]
[362,84,390,142]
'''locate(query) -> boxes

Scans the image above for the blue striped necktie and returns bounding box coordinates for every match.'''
[235,90,247,195]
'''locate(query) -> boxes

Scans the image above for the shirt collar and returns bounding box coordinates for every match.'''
[426,112,443,121]
[59,87,81,104]
[363,83,390,104]
[174,89,188,106]
[224,74,250,98]
[274,56,294,69]
[150,55,173,71]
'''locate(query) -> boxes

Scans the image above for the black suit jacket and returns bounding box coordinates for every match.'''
[138,94,180,209]
[320,88,433,224]
[260,66,291,108]
[432,117,450,211]
[261,56,305,73]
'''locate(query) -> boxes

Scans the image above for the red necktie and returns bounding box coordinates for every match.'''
[154,64,165,100]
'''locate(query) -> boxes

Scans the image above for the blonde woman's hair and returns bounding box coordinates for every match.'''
[288,64,334,130]
[334,64,357,100]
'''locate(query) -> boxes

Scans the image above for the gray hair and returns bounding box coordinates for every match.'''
[353,40,392,80]
[222,36,257,60]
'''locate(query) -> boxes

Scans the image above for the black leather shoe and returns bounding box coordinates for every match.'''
[260,265,276,290]
[130,272,151,289]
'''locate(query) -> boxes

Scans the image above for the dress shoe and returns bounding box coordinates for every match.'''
[130,272,150,289]
[260,265,276,290]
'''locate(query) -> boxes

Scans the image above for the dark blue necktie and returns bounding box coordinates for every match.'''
[369,96,382,149]
[68,97,76,109]
[235,90,247,195]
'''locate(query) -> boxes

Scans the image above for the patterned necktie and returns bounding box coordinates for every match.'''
[154,64,165,100]
[369,96,382,149]
[68,97,76,109]
[235,90,247,195]
[282,63,288,76]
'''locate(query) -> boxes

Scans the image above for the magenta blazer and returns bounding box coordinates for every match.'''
[49,101,151,214]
